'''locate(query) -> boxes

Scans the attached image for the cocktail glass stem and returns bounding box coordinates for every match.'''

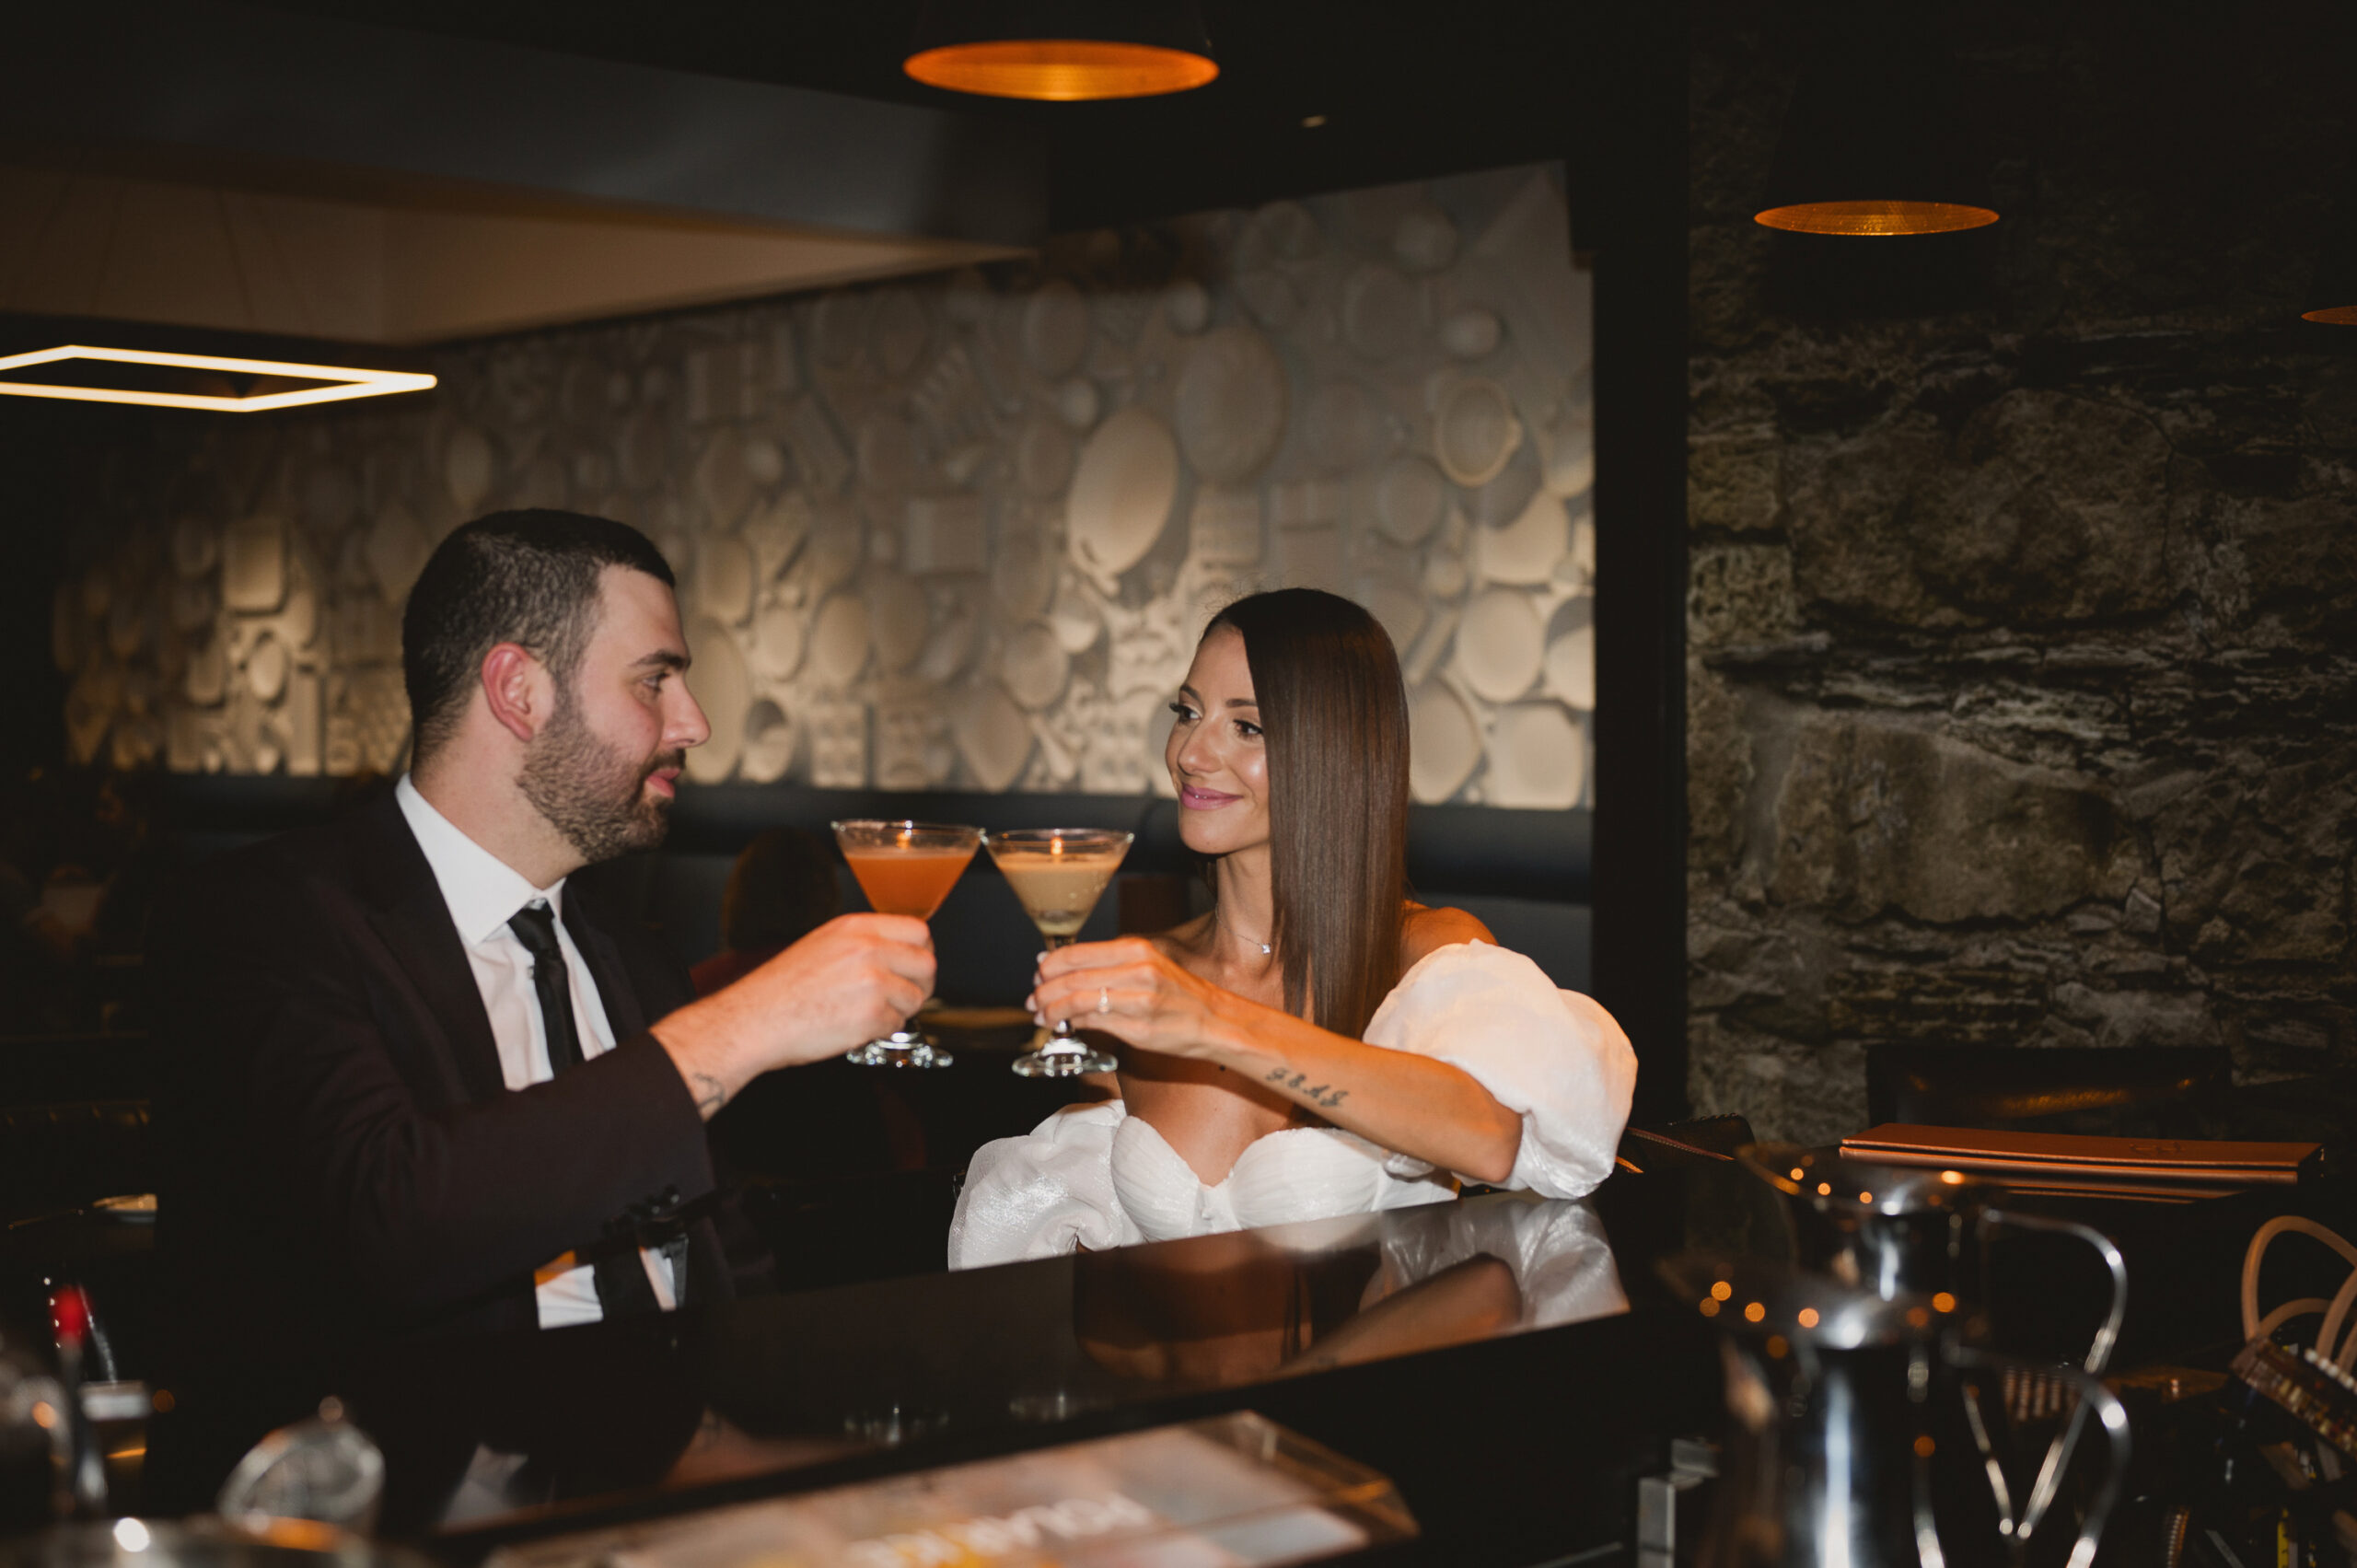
[845,1027,951,1070]
[987,825,1128,1079]
[1016,934,1116,1077]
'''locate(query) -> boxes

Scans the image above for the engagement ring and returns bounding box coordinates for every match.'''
[1097,987,1111,1015]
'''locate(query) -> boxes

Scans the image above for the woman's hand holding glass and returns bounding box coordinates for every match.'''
[1027,936,1235,1061]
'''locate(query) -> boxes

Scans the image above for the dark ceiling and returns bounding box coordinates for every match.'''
[252,0,1592,232]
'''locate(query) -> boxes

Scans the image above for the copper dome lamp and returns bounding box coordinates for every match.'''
[905,0,1218,101]
[1754,3,1998,238]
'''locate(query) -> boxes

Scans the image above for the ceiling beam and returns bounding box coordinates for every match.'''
[6,0,1047,250]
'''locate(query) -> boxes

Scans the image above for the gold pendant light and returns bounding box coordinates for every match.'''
[1754,4,1996,237]
[905,1,1218,101]
[1756,201,1997,238]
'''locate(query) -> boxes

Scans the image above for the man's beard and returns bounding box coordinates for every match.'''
[517,688,681,866]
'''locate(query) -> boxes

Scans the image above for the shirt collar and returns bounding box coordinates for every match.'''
[394,774,568,949]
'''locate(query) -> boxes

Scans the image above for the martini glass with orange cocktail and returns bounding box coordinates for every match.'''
[983,828,1132,1077]
[830,819,981,1068]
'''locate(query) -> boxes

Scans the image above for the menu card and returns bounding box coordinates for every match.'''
[483,1411,1416,1568]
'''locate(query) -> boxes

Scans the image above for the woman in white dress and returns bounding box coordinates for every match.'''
[947,589,1636,1268]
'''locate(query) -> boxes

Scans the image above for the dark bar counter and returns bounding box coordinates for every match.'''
[151,1189,1718,1565]
[135,1089,2357,1567]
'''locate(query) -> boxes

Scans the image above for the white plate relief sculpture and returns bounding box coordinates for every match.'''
[80,165,1591,808]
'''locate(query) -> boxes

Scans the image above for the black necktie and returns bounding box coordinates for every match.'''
[507,900,663,1319]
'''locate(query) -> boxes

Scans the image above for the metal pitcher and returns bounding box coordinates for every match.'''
[1737,1142,2128,1375]
[1660,1253,2129,1568]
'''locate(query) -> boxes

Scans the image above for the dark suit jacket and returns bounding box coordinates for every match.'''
[149,790,736,1372]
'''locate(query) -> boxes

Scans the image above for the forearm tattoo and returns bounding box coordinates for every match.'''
[1266,1067,1348,1109]
[691,1072,729,1115]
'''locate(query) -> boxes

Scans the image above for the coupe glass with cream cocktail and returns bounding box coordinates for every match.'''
[830,819,981,1068]
[983,828,1132,1077]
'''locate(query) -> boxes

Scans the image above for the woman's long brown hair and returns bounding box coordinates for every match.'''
[1205,589,1410,1040]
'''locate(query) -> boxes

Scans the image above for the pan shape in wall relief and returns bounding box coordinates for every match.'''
[1001,621,1072,712]
[1434,377,1523,489]
[1408,682,1480,805]
[992,528,1058,621]
[682,618,748,784]
[1455,587,1544,703]
[1372,454,1447,547]
[1341,262,1421,362]
[744,493,812,582]
[445,427,497,515]
[1544,597,1596,711]
[751,601,805,683]
[1067,406,1178,591]
[1163,278,1212,335]
[865,573,930,674]
[955,680,1033,793]
[738,699,796,784]
[366,504,432,607]
[808,593,871,689]
[696,534,757,626]
[1015,413,1075,499]
[172,516,220,578]
[1475,490,1567,587]
[1174,324,1286,485]
[1488,702,1585,810]
[224,514,289,614]
[1392,202,1459,273]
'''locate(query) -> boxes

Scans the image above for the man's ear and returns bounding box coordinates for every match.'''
[480,644,550,743]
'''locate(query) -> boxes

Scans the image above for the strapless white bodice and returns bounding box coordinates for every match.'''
[947,941,1639,1269]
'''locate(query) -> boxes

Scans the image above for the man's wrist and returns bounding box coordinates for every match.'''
[653,1005,747,1121]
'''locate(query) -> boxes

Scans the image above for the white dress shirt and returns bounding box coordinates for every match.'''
[394,775,676,1327]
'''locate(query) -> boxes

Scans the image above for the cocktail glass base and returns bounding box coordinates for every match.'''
[1010,1040,1115,1077]
[845,1030,954,1069]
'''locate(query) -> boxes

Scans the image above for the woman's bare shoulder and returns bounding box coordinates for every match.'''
[1400,901,1497,966]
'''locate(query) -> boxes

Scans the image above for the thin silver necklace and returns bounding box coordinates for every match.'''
[1219,916,1272,956]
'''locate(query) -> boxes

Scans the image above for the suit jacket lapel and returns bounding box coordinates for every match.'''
[564,907,646,1040]
[351,793,508,1105]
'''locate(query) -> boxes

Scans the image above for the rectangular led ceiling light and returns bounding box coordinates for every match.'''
[0,344,435,412]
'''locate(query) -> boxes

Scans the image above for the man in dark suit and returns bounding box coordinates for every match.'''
[150,510,933,1369]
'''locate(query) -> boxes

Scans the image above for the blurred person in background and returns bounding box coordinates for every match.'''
[691,827,841,995]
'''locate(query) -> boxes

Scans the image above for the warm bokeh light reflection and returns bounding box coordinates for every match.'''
[905,40,1217,99]
[2303,306,2357,325]
[1755,200,2000,236]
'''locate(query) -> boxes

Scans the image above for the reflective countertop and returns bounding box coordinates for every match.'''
[140,1118,2352,1567]
[145,1182,1728,1563]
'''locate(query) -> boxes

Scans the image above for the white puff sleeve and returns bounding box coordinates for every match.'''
[947,1101,1143,1270]
[1361,942,1636,1200]
[1365,1196,1630,1330]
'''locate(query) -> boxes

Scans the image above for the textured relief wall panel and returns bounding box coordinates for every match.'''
[53,164,1595,809]
[1686,2,2357,1142]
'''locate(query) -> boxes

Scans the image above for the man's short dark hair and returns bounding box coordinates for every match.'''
[401,509,675,768]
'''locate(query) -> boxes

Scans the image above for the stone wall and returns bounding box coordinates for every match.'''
[1685,2,2357,1141]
